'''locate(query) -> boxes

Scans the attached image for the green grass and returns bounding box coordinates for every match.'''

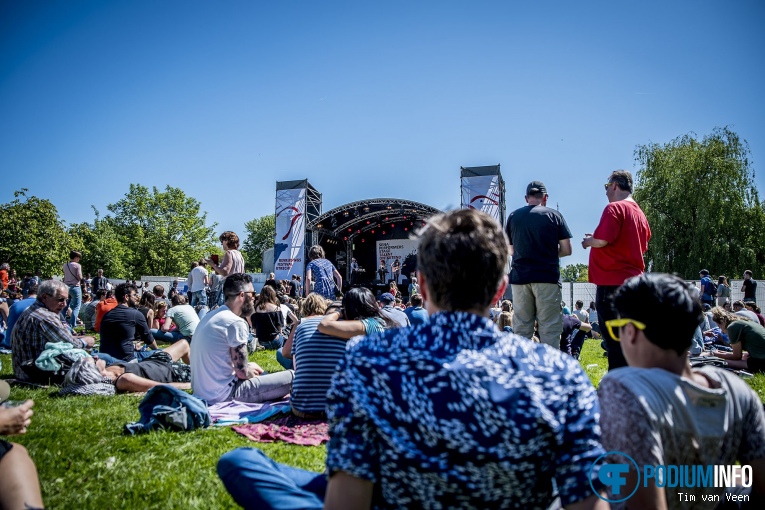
[2,339,765,508]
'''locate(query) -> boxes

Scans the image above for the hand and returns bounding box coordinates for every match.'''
[248,362,264,376]
[581,234,593,249]
[0,400,34,435]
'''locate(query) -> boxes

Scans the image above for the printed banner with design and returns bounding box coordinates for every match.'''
[461,174,502,223]
[376,239,419,284]
[274,188,306,280]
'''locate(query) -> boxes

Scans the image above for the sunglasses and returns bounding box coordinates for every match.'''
[604,318,646,341]
[241,291,256,297]
[604,182,613,190]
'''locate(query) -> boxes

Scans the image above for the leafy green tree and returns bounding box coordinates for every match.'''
[634,127,765,279]
[243,214,275,272]
[68,210,129,279]
[561,263,589,282]
[0,189,72,277]
[106,184,218,277]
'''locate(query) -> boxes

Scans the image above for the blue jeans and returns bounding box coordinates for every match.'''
[218,448,325,510]
[191,290,208,307]
[259,335,285,351]
[67,285,82,329]
[276,349,293,370]
[151,329,188,343]
[197,306,209,321]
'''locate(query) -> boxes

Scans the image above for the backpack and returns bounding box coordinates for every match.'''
[707,280,718,297]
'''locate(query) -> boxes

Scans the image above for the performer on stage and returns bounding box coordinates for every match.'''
[378,260,387,283]
[350,258,359,284]
[392,259,401,284]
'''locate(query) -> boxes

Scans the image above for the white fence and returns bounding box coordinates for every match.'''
[561,279,765,308]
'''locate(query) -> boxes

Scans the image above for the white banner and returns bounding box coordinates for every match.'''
[274,188,306,280]
[461,174,502,223]
[376,239,419,284]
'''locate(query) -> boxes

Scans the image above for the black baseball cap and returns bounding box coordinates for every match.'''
[699,269,710,276]
[526,181,547,195]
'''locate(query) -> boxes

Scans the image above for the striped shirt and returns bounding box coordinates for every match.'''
[11,300,86,380]
[291,317,347,414]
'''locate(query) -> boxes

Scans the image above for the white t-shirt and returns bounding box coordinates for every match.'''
[572,309,589,323]
[190,305,249,404]
[189,266,208,293]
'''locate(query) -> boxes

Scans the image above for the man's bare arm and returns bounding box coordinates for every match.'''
[559,238,573,257]
[228,344,261,379]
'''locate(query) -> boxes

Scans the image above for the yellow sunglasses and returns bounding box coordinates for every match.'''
[604,318,646,341]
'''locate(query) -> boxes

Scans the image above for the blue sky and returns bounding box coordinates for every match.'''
[2,0,764,266]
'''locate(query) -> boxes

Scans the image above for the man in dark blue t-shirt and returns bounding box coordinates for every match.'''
[505,181,572,347]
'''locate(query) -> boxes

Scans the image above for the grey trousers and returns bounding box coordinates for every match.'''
[228,370,294,403]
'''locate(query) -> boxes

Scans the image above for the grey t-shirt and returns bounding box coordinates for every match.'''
[599,366,765,509]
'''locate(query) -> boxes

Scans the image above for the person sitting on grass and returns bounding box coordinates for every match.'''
[707,306,765,373]
[99,283,159,362]
[151,294,199,344]
[190,273,293,405]
[317,287,390,339]
[598,273,765,508]
[1,283,38,350]
[278,293,346,418]
[217,208,608,510]
[94,289,118,332]
[81,288,104,331]
[250,285,293,350]
[11,280,95,382]
[94,340,191,392]
[0,392,44,510]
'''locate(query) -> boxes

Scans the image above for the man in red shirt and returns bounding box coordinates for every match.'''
[582,170,651,370]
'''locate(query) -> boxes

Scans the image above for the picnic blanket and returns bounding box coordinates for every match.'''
[232,414,329,446]
[208,398,291,426]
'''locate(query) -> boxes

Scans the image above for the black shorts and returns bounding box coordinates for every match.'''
[0,439,12,462]
[747,357,765,373]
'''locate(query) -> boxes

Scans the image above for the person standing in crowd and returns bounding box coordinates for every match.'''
[403,293,428,326]
[716,275,731,306]
[582,170,651,370]
[188,259,209,310]
[391,258,401,283]
[207,231,245,307]
[742,270,758,304]
[505,181,572,347]
[218,208,608,510]
[304,245,342,300]
[377,259,387,283]
[698,269,715,307]
[90,269,108,295]
[61,250,84,329]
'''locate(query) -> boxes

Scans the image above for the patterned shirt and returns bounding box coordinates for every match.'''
[326,311,606,509]
[306,258,337,300]
[10,300,86,380]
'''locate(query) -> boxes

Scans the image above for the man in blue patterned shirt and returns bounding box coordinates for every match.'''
[218,209,608,509]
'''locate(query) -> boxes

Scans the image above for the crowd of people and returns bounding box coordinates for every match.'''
[1,172,765,509]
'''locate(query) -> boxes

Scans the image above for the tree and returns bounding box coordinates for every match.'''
[561,263,589,282]
[106,184,219,277]
[68,209,129,279]
[0,189,73,277]
[243,214,275,272]
[634,127,765,279]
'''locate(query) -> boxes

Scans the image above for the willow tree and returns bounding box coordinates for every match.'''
[634,127,765,279]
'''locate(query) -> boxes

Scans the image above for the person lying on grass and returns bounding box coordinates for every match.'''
[94,339,191,392]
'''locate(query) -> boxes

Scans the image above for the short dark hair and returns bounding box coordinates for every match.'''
[417,209,508,311]
[153,285,165,297]
[613,273,702,355]
[70,250,82,260]
[575,300,583,309]
[171,294,187,306]
[308,245,325,261]
[96,288,107,299]
[410,294,423,307]
[608,170,633,193]
[140,291,155,308]
[115,283,138,303]
[223,273,252,298]
[745,270,753,277]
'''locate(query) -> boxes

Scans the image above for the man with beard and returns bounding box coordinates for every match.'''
[190,273,293,404]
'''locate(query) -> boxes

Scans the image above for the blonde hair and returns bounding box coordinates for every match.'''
[301,293,329,317]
